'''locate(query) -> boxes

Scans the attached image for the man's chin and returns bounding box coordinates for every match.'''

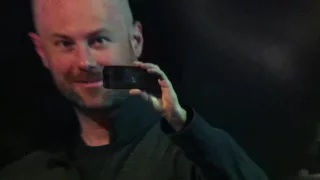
[72,99,123,110]
[76,93,130,109]
[63,89,130,110]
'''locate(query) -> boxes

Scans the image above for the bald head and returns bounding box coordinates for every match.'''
[28,0,144,110]
[31,0,134,35]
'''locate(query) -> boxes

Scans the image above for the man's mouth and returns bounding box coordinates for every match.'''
[75,78,104,87]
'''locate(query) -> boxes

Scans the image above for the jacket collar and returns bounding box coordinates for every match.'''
[47,96,162,168]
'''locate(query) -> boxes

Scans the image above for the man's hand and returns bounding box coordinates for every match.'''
[129,61,187,131]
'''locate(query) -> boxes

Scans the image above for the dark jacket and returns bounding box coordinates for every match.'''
[0,96,268,180]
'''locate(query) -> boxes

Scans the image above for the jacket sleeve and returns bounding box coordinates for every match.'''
[160,106,268,180]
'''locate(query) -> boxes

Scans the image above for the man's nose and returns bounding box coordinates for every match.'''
[76,44,101,72]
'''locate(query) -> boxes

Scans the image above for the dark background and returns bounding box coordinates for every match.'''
[2,0,320,180]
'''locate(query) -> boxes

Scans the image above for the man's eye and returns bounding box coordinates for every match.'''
[89,37,110,46]
[55,40,74,48]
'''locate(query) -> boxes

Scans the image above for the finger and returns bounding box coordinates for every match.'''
[129,88,163,111]
[129,89,149,101]
[147,68,166,80]
[133,60,143,66]
[158,78,171,88]
[133,61,159,70]
[129,89,142,95]
[141,63,159,69]
[149,95,163,112]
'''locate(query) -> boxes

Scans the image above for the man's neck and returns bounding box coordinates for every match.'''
[71,96,161,148]
[74,108,112,147]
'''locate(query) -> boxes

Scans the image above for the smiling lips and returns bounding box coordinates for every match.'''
[75,75,104,87]
[78,81,103,87]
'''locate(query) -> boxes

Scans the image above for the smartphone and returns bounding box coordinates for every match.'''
[102,66,162,97]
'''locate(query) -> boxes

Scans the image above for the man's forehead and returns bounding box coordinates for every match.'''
[34,0,122,14]
[33,0,132,35]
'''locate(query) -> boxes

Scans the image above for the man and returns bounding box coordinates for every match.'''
[0,0,268,179]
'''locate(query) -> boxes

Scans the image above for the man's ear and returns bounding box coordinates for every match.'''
[28,32,49,68]
[130,21,144,58]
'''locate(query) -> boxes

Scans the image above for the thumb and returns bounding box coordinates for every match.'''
[149,95,163,112]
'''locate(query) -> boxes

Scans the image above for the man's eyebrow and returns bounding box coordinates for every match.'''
[50,28,110,39]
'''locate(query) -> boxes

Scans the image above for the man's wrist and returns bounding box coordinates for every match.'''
[165,107,187,132]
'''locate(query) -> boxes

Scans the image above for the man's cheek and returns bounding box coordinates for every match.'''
[111,45,132,65]
[50,57,74,71]
[49,62,74,83]
[95,50,119,66]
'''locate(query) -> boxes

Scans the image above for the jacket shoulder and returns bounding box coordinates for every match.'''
[0,151,52,179]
